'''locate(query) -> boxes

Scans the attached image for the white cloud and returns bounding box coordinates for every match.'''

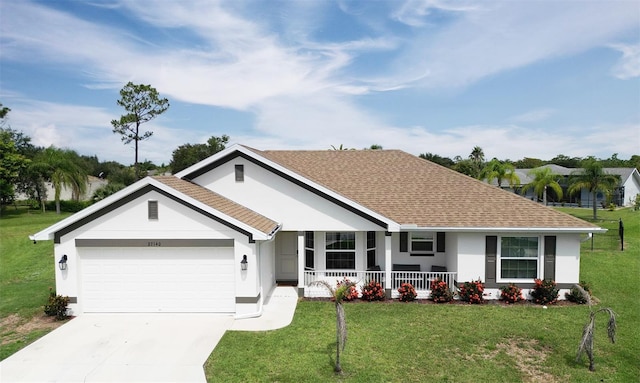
[393,1,640,89]
[391,0,477,27]
[509,109,556,123]
[1,0,637,166]
[610,43,640,79]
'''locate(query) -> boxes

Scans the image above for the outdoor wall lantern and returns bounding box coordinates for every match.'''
[58,254,68,271]
[240,254,248,271]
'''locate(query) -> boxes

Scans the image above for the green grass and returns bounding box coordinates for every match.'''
[206,207,640,382]
[0,208,71,359]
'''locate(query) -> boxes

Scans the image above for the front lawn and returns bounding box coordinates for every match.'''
[206,208,639,382]
[0,209,71,360]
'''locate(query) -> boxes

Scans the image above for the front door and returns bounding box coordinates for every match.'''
[276,231,298,281]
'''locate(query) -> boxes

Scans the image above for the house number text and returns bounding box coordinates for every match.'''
[147,241,162,247]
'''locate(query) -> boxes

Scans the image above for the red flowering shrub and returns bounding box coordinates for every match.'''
[336,278,359,301]
[458,279,485,304]
[530,279,559,305]
[398,283,417,302]
[361,279,385,301]
[499,283,524,304]
[429,278,454,303]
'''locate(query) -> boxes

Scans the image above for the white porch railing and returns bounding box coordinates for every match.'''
[303,270,457,299]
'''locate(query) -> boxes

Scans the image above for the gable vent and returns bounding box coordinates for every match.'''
[148,200,158,220]
[235,164,244,182]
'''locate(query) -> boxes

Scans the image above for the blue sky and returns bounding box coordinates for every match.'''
[1,0,638,166]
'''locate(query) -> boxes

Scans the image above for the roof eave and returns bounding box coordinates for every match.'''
[399,225,607,234]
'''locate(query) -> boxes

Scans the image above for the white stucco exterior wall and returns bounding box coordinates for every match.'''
[193,158,385,232]
[52,189,265,315]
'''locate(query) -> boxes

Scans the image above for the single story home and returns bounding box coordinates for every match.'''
[30,145,605,317]
[494,165,639,207]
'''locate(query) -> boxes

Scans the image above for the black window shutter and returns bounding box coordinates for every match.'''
[544,236,556,281]
[485,236,497,285]
[437,232,446,252]
[400,232,408,252]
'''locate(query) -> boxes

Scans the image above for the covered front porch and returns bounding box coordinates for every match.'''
[303,268,457,299]
[274,230,457,299]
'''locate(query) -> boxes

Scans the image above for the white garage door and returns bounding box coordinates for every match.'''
[80,247,235,313]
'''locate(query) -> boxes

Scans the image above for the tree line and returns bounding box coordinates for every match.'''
[419,146,639,178]
[1,82,637,214]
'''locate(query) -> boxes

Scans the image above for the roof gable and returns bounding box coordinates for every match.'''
[31,176,280,243]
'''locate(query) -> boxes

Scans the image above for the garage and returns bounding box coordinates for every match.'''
[79,243,235,313]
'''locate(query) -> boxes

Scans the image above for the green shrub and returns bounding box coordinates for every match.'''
[499,283,524,304]
[398,283,417,302]
[429,278,453,303]
[45,200,91,213]
[458,279,485,304]
[530,279,559,305]
[565,281,592,304]
[44,288,70,320]
[361,279,385,301]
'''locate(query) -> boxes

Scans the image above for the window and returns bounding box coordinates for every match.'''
[326,232,355,269]
[500,237,539,279]
[235,164,244,182]
[305,231,314,269]
[148,200,158,220]
[366,231,376,268]
[411,232,433,253]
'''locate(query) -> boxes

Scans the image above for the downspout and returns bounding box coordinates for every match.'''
[234,229,279,320]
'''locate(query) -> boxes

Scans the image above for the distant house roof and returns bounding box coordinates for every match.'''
[493,165,635,187]
[248,147,599,231]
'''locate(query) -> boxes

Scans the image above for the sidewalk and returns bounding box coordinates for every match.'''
[231,286,299,331]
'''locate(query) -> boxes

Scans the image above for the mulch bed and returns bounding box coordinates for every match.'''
[303,297,584,306]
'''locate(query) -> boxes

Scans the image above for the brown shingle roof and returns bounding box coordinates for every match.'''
[250,148,598,229]
[153,176,279,235]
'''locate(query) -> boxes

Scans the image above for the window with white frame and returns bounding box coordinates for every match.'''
[305,231,314,269]
[326,232,355,269]
[411,232,434,253]
[500,237,539,279]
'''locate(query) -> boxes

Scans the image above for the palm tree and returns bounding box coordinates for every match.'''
[468,146,485,176]
[32,147,88,214]
[521,167,563,205]
[310,280,355,373]
[479,159,520,187]
[568,160,619,219]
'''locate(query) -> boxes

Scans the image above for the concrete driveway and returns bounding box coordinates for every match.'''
[0,314,234,383]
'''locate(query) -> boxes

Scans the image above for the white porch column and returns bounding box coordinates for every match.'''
[297,231,305,297]
[385,232,392,297]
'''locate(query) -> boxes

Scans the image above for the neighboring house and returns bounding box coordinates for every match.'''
[31,145,604,317]
[493,165,640,208]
